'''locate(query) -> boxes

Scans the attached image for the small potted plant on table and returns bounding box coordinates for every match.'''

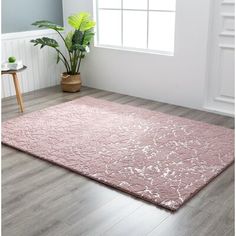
[31,12,95,92]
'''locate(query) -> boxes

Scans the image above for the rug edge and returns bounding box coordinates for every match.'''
[2,140,234,212]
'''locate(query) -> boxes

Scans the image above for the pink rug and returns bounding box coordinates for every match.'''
[2,96,234,211]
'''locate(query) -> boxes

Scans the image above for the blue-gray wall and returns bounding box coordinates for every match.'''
[2,0,63,33]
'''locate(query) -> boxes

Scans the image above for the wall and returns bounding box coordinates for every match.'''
[1,30,64,98]
[63,0,212,111]
[2,0,233,116]
[2,0,63,33]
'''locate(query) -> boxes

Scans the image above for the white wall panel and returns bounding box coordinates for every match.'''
[1,30,64,98]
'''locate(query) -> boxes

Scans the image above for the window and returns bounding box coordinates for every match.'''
[94,0,176,55]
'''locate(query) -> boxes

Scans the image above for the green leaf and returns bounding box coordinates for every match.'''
[72,30,83,44]
[68,12,89,30]
[65,31,74,52]
[30,37,59,48]
[32,20,64,31]
[68,12,95,31]
[71,44,86,52]
[81,21,96,31]
[82,30,95,45]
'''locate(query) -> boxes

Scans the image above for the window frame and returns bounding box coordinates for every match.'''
[93,0,176,56]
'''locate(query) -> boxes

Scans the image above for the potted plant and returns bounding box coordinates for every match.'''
[31,12,95,92]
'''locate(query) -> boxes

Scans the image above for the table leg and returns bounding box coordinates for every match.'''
[12,73,24,112]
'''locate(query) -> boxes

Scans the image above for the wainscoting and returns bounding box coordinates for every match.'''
[205,0,235,116]
[1,29,64,98]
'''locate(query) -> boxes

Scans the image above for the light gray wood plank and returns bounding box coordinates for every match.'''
[147,206,212,236]
[62,195,143,236]
[103,203,169,236]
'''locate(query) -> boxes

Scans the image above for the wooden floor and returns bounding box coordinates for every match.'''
[2,86,234,236]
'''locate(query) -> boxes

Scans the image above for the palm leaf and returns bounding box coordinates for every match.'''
[30,37,59,48]
[82,30,95,45]
[68,12,95,31]
[65,31,74,52]
[80,21,96,31]
[32,20,64,31]
[71,44,86,52]
[72,30,83,44]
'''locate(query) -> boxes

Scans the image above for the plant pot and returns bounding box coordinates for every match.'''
[61,73,82,93]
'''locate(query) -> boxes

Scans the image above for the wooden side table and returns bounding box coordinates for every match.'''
[1,66,26,113]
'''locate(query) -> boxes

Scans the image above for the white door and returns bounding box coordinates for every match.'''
[205,0,235,116]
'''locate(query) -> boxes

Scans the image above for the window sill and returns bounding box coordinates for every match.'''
[94,44,174,57]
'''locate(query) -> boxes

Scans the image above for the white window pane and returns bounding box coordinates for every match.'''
[148,12,175,52]
[123,0,147,10]
[149,0,176,11]
[123,11,147,48]
[98,10,122,46]
[98,0,121,9]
